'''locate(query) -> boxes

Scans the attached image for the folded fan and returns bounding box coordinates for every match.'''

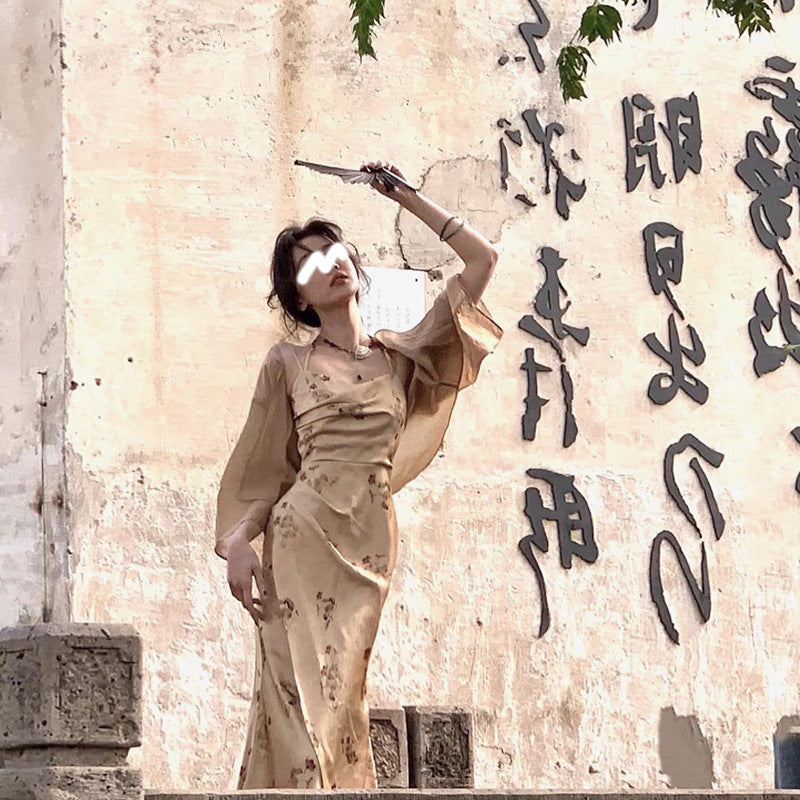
[294,159,418,193]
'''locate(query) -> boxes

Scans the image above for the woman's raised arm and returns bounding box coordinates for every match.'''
[361,159,499,303]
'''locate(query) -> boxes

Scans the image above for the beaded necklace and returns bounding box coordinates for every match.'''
[316,334,377,360]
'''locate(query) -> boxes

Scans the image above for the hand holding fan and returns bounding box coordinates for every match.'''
[294,159,418,194]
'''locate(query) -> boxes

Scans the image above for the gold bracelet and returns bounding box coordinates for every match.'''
[442,219,465,242]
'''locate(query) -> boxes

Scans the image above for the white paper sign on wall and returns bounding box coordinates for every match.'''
[358,266,427,335]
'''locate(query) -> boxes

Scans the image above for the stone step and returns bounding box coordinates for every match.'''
[145,793,800,800]
[4,628,797,800]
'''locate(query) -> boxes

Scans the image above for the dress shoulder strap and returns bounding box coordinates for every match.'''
[283,344,310,372]
[379,344,393,369]
[303,343,314,369]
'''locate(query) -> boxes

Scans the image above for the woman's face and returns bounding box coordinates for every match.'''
[292,234,359,312]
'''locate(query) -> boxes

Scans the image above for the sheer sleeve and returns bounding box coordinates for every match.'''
[214,345,301,559]
[372,272,503,494]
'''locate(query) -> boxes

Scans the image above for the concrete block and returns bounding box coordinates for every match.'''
[368,707,408,788]
[404,705,473,788]
[0,765,142,800]
[0,623,142,752]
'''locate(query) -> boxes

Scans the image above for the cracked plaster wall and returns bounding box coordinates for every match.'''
[0,0,68,626]
[44,0,800,792]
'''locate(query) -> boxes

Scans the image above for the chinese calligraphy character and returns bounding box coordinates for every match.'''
[522,109,587,219]
[735,116,793,268]
[643,314,708,405]
[643,221,685,319]
[737,57,800,269]
[623,93,666,191]
[663,434,725,539]
[519,247,589,445]
[747,268,800,376]
[517,0,550,73]
[745,58,800,129]
[623,93,702,192]
[650,434,725,644]
[660,93,703,183]
[519,468,598,637]
[532,246,590,345]
[521,347,551,441]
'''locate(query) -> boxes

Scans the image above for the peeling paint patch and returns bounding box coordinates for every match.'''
[658,706,713,788]
[776,715,800,739]
[396,156,523,275]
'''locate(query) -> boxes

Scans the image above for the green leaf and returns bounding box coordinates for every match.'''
[597,4,623,41]
[557,44,593,102]
[578,3,623,44]
[706,0,774,36]
[349,0,386,60]
[579,5,600,39]
[558,0,776,103]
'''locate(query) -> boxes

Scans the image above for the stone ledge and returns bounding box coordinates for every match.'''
[370,708,409,788]
[0,623,142,751]
[405,707,473,789]
[0,765,142,800]
[144,792,800,800]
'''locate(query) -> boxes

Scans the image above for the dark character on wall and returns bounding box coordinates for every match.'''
[745,58,800,129]
[748,287,789,375]
[650,434,725,644]
[792,427,800,493]
[521,109,587,219]
[663,434,725,539]
[623,93,666,192]
[624,93,703,192]
[519,247,589,445]
[660,93,703,183]
[643,313,709,405]
[533,247,590,345]
[735,116,794,268]
[497,111,585,217]
[519,468,597,637]
[560,364,578,447]
[787,127,800,211]
[520,313,564,360]
[633,0,658,30]
[517,0,550,73]
[765,56,797,73]
[497,123,535,206]
[499,137,510,190]
[521,347,551,441]
[747,268,800,376]
[778,269,800,358]
[643,221,685,319]
[649,532,710,645]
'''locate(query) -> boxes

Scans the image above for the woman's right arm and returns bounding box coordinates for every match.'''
[215,345,300,618]
[226,520,265,624]
[215,347,299,555]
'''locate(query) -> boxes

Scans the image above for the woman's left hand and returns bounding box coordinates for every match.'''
[360,160,414,203]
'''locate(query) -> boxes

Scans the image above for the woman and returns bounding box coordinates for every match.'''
[215,160,503,789]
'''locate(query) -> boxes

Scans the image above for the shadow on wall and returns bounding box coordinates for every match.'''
[774,715,800,788]
[658,706,714,788]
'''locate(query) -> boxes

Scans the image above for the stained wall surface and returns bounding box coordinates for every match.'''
[51,0,800,791]
[1,0,68,626]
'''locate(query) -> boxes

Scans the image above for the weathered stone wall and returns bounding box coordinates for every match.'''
[0,0,68,626]
[48,0,800,792]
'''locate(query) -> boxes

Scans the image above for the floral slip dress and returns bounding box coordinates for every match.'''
[214,273,503,789]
